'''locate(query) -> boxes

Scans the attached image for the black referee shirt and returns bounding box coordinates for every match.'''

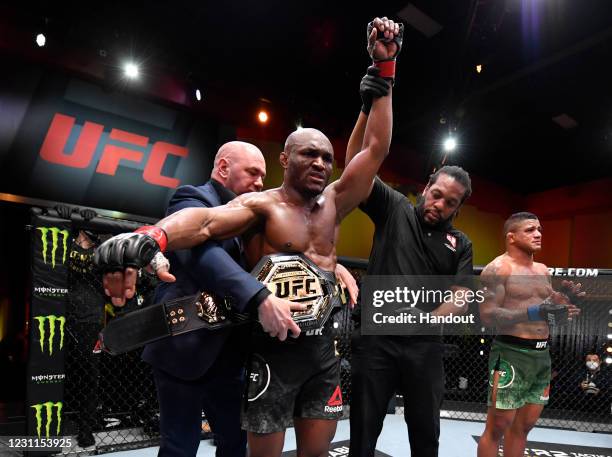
[359,177,474,312]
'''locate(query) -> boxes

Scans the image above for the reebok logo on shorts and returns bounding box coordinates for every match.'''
[539,385,550,401]
[325,385,343,413]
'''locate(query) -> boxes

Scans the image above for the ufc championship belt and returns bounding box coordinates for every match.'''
[99,254,343,354]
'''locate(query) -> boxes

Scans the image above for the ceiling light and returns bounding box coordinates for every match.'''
[257,110,269,124]
[36,33,46,47]
[443,137,457,152]
[123,62,139,79]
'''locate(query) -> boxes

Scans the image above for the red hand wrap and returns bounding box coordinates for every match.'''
[134,226,168,252]
[374,60,395,79]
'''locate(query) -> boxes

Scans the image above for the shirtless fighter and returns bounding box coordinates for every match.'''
[477,212,584,457]
[95,17,401,457]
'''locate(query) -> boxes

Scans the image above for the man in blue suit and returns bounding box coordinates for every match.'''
[142,141,303,457]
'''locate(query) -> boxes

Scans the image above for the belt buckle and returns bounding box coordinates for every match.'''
[251,254,337,331]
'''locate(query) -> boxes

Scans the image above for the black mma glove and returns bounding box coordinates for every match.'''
[360,66,391,115]
[94,226,167,271]
[558,281,584,306]
[527,298,569,326]
[367,21,404,80]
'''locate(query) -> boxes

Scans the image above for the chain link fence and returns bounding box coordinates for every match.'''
[60,229,162,455]
[33,232,610,455]
[338,261,612,434]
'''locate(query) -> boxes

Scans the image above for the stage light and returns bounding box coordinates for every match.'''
[195,89,202,101]
[476,64,482,74]
[480,338,485,344]
[479,350,484,356]
[606,346,612,354]
[257,110,269,124]
[333,322,339,329]
[123,62,139,79]
[36,33,46,47]
[606,356,612,365]
[607,334,612,340]
[443,137,457,152]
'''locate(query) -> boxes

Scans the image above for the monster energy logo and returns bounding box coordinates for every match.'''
[37,227,69,268]
[31,402,63,438]
[33,315,65,355]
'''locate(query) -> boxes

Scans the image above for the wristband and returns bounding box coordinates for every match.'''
[134,225,168,252]
[374,60,395,80]
[527,304,543,321]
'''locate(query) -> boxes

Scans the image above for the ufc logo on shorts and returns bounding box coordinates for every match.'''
[535,341,547,349]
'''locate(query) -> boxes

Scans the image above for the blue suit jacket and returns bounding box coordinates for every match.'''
[141,180,266,380]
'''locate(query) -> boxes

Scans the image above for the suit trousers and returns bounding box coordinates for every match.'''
[153,346,246,457]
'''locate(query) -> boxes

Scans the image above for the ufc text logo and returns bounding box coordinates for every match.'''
[40,113,188,189]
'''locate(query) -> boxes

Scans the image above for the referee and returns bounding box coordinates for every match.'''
[344,94,474,457]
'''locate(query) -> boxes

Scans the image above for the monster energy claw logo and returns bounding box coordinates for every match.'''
[34,315,65,355]
[31,402,63,438]
[37,227,69,268]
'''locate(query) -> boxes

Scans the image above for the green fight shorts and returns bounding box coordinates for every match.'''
[487,336,551,410]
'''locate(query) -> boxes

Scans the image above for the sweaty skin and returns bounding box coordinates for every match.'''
[479,255,552,338]
[103,55,396,304]
[478,218,581,337]
[159,115,390,273]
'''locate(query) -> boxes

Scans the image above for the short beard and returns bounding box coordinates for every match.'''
[416,195,455,229]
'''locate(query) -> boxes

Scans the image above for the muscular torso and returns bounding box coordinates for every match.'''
[492,254,551,339]
[244,187,340,272]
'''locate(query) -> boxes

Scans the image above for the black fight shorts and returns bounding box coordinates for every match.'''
[241,323,343,433]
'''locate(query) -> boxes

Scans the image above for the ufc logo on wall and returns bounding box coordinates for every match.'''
[40,113,189,188]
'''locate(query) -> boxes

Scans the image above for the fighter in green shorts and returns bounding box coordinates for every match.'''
[476,212,583,457]
[487,336,551,410]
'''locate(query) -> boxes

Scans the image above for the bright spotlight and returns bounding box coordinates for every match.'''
[195,89,202,101]
[443,137,457,152]
[123,62,139,79]
[257,110,269,124]
[476,64,482,74]
[607,334,612,340]
[36,33,46,47]
[606,356,612,365]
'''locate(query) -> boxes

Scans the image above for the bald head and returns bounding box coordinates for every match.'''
[211,141,266,195]
[284,128,333,156]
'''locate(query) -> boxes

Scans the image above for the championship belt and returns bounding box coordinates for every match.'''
[252,253,341,331]
[98,254,341,354]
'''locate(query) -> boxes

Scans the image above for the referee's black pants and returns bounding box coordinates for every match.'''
[349,330,444,457]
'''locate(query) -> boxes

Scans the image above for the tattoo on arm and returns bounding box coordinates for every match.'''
[479,263,528,327]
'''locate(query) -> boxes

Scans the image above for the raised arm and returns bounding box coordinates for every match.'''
[345,66,389,167]
[334,86,392,219]
[334,17,402,219]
